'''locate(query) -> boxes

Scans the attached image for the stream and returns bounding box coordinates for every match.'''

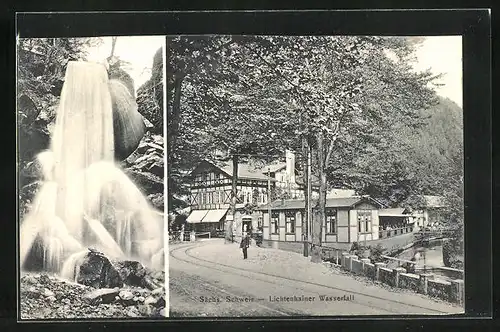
[389,239,463,281]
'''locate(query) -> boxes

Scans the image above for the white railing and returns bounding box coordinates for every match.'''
[195,231,211,239]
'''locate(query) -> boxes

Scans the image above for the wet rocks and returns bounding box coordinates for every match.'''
[113,260,147,287]
[20,253,167,319]
[76,249,124,288]
[137,304,154,316]
[118,290,135,305]
[124,169,163,195]
[143,295,157,306]
[42,288,55,297]
[84,288,121,305]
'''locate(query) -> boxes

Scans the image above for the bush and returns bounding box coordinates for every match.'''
[350,242,361,253]
[369,244,385,263]
[442,238,464,269]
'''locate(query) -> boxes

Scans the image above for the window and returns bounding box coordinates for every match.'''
[257,216,263,229]
[326,209,337,234]
[271,212,279,234]
[285,211,295,234]
[357,210,372,233]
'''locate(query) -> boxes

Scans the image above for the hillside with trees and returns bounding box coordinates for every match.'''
[167,35,465,262]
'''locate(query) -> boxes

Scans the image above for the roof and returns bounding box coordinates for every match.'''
[379,208,411,217]
[258,196,384,210]
[263,162,287,173]
[220,161,276,181]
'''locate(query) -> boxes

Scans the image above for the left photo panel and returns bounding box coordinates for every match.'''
[17,36,167,320]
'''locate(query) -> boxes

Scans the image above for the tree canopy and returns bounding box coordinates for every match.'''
[167,35,463,260]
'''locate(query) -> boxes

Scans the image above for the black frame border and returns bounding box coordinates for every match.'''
[4,8,492,330]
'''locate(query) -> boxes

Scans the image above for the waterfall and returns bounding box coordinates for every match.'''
[20,61,163,276]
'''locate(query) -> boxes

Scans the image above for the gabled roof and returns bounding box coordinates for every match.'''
[189,160,275,182]
[220,161,276,181]
[258,196,385,211]
[262,162,287,173]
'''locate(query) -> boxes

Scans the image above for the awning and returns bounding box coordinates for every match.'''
[202,209,228,223]
[186,210,209,224]
[379,214,411,218]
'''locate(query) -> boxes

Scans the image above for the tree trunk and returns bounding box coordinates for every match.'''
[168,75,183,163]
[302,136,309,257]
[311,134,326,263]
[226,154,239,242]
[167,75,183,212]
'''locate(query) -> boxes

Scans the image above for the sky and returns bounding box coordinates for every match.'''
[85,36,164,93]
[412,36,463,108]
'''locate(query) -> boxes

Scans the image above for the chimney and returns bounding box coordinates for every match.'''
[285,150,296,184]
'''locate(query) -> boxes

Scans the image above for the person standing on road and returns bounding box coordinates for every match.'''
[240,232,250,259]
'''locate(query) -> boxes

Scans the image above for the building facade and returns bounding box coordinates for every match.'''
[258,197,384,250]
[185,160,276,234]
[184,151,363,239]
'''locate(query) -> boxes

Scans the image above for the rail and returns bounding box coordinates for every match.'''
[381,255,464,274]
[195,231,211,239]
[168,230,211,242]
[378,225,414,239]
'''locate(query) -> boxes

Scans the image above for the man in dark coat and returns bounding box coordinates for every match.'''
[240,233,250,259]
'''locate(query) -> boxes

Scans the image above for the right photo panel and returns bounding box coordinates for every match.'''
[167,35,464,317]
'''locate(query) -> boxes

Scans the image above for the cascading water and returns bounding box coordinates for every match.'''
[20,61,163,279]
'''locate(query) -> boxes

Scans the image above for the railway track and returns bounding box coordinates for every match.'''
[169,242,457,316]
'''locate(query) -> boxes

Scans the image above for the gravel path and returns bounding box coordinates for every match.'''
[169,239,464,317]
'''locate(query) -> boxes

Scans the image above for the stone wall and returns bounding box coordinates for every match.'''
[399,273,420,292]
[338,253,464,305]
[364,262,376,279]
[351,259,364,275]
[428,279,452,302]
[378,267,393,285]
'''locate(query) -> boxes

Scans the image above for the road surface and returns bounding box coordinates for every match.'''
[169,239,463,317]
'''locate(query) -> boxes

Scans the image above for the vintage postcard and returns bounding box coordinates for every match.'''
[166,34,465,317]
[17,36,166,320]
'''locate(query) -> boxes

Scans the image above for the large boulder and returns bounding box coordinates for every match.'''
[76,249,124,288]
[113,260,147,288]
[73,249,163,290]
[110,78,146,161]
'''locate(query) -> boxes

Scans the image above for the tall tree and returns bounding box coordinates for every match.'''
[168,36,441,261]
[233,36,439,261]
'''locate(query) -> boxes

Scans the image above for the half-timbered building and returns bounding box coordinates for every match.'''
[185,160,277,234]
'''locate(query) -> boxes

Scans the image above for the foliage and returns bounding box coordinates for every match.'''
[369,244,385,263]
[169,214,188,232]
[17,38,100,164]
[338,97,463,210]
[137,47,163,133]
[167,36,456,262]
